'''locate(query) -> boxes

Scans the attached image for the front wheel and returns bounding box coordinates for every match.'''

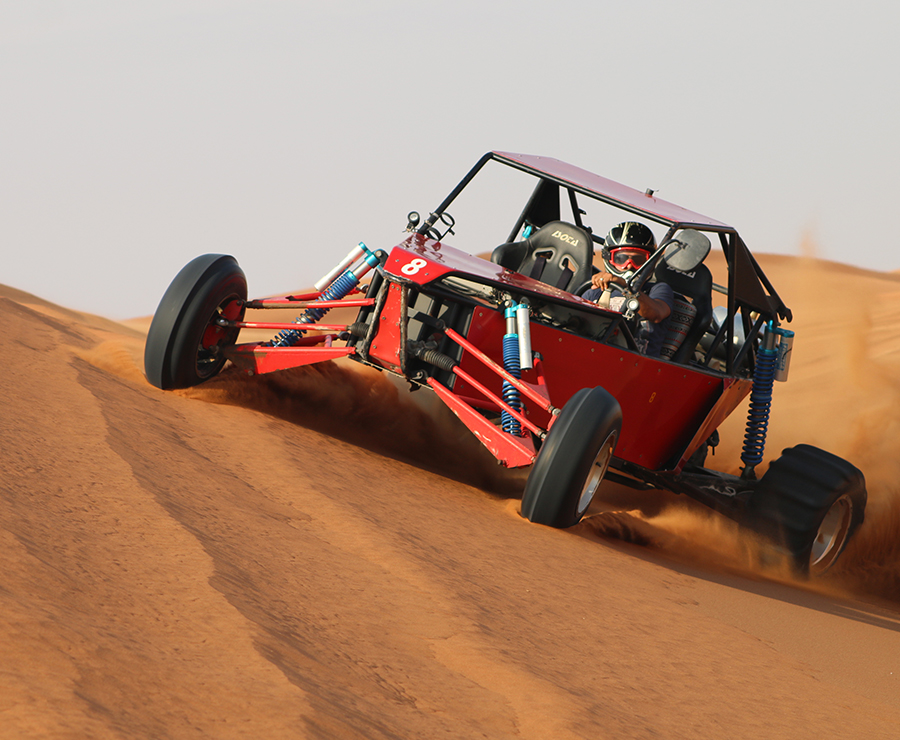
[749,444,866,575]
[521,387,622,528]
[144,254,247,390]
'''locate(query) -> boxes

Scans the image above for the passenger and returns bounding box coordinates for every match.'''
[583,221,673,356]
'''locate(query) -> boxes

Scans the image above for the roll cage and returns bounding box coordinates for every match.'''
[418,151,792,377]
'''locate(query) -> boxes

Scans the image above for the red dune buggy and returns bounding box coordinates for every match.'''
[144,152,866,574]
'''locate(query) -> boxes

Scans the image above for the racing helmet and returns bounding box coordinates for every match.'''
[601,221,656,277]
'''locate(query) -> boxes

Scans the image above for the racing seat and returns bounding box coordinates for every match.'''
[655,260,714,364]
[490,221,594,294]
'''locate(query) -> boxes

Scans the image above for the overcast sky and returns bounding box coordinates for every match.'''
[2,1,898,318]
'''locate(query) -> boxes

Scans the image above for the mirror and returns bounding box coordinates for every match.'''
[662,229,711,272]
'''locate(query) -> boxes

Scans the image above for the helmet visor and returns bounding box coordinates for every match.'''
[609,247,650,271]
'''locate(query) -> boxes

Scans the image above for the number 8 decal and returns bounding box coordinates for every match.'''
[401,258,428,276]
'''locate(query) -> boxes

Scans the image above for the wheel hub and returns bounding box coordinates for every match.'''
[809,494,854,574]
[577,432,617,517]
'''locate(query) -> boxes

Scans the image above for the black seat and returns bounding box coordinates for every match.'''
[490,221,594,293]
[654,260,714,364]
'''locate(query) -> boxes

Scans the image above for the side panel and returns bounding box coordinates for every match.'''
[366,282,406,374]
[675,377,752,469]
[455,308,725,470]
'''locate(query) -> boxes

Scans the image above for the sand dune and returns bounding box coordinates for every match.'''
[2,254,900,739]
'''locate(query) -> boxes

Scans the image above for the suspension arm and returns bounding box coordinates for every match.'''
[442,327,558,416]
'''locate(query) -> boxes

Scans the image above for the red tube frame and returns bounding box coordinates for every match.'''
[442,327,557,416]
[450,366,545,438]
[246,297,375,309]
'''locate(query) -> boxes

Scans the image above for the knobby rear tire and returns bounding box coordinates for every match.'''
[750,444,866,575]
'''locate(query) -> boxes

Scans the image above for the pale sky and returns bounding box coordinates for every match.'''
[2,1,898,318]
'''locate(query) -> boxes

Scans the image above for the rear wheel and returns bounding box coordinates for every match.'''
[522,387,622,528]
[144,254,247,390]
[749,444,866,575]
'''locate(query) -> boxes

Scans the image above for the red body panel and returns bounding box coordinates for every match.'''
[454,305,734,470]
[366,282,406,374]
[385,235,594,304]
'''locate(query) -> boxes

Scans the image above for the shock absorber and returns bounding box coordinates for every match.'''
[270,243,381,347]
[740,323,779,478]
[501,304,525,436]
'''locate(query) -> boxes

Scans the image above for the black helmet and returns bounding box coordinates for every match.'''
[602,221,656,277]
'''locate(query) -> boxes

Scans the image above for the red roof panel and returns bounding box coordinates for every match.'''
[493,151,732,231]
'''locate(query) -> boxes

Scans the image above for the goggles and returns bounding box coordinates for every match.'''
[609,247,650,271]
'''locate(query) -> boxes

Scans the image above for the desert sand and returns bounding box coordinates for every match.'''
[2,250,900,739]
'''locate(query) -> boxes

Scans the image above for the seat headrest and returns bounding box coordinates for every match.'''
[655,259,713,302]
[527,221,592,254]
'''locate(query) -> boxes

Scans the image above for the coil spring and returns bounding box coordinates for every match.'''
[270,270,359,347]
[501,333,523,436]
[740,345,778,469]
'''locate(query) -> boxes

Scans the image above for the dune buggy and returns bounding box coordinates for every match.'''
[144,151,866,574]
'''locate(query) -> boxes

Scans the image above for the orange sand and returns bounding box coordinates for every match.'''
[2,252,900,739]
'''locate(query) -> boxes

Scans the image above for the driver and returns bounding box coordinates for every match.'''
[583,221,673,356]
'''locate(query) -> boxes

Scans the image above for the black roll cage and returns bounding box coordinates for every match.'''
[418,152,792,377]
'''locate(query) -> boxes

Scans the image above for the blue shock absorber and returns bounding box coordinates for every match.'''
[741,324,779,475]
[501,305,524,436]
[271,244,380,347]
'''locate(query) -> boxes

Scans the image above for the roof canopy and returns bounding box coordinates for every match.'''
[492,151,733,231]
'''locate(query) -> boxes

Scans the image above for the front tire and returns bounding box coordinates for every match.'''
[522,387,622,528]
[750,444,866,575]
[144,254,247,390]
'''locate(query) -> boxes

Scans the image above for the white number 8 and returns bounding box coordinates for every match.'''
[401,258,428,276]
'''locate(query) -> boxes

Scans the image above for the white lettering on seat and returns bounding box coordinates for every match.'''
[551,230,580,247]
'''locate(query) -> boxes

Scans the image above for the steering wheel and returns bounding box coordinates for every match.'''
[573,265,601,297]
[583,278,642,322]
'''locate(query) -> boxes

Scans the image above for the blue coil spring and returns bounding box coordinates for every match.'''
[270,269,360,347]
[740,345,778,468]
[501,333,523,436]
